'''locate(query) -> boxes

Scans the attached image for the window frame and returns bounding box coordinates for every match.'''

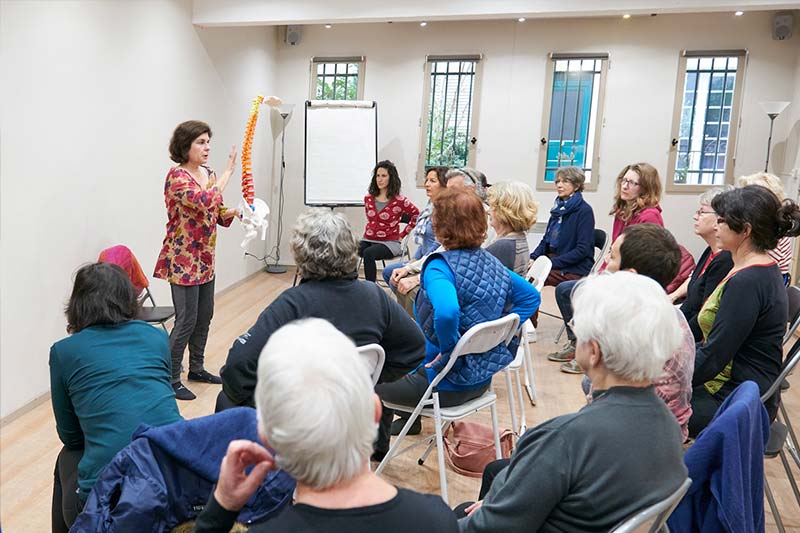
[536,52,609,193]
[416,54,484,186]
[666,49,748,193]
[309,56,366,101]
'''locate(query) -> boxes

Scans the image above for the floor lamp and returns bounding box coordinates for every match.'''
[759,101,791,172]
[266,103,294,274]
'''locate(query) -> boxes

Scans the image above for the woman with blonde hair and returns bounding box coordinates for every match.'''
[609,162,664,240]
[486,181,539,276]
[738,172,793,284]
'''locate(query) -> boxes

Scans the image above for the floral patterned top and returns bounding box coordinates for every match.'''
[363,194,419,242]
[154,166,235,286]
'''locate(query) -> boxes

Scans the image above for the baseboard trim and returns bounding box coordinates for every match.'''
[1,391,51,427]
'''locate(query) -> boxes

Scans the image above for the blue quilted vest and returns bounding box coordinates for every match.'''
[416,248,518,388]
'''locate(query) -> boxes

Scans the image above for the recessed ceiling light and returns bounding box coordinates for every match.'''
[518,17,526,22]
[622,14,631,19]
[734,10,744,16]
[420,21,427,27]
[324,24,332,29]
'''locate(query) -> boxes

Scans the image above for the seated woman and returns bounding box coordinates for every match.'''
[375,189,540,452]
[530,166,595,285]
[218,208,425,457]
[381,166,447,288]
[486,181,539,276]
[359,160,419,282]
[738,172,794,285]
[689,186,800,437]
[196,319,458,532]
[50,263,182,532]
[458,272,687,531]
[670,187,734,341]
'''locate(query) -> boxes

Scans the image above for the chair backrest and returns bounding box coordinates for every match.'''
[356,344,385,386]
[784,285,800,345]
[611,478,692,533]
[526,256,552,292]
[589,229,610,274]
[429,314,520,389]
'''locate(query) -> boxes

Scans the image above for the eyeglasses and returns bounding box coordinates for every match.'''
[619,178,640,188]
[694,209,715,217]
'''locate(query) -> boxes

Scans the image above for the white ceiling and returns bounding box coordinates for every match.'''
[192,0,800,26]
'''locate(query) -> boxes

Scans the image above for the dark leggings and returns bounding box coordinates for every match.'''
[453,458,510,516]
[52,447,84,533]
[169,279,215,383]
[688,385,725,438]
[359,241,395,282]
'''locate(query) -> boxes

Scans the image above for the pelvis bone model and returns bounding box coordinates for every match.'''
[238,94,282,248]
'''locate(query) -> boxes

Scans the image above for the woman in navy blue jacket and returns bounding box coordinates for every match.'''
[530,166,595,286]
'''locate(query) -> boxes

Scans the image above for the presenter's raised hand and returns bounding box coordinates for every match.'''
[214,439,276,512]
[218,145,238,191]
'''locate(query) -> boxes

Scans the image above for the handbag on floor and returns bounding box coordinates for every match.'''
[442,420,513,478]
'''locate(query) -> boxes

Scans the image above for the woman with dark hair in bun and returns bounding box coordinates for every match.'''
[688,185,800,437]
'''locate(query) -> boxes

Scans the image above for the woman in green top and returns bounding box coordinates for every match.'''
[689,186,800,437]
[50,263,182,532]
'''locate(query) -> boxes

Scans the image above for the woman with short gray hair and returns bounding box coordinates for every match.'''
[671,186,734,341]
[216,209,426,460]
[196,319,458,532]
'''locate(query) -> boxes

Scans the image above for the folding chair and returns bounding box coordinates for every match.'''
[546,228,609,343]
[98,245,175,332]
[503,328,533,436]
[524,256,552,343]
[376,313,520,504]
[610,478,692,533]
[356,343,385,386]
[357,231,414,285]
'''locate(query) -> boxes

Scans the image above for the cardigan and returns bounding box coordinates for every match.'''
[363,194,419,242]
[611,205,664,242]
[530,193,595,276]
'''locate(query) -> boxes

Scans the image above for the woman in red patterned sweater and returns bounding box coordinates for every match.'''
[360,160,420,282]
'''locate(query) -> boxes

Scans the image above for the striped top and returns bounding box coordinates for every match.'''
[768,236,793,275]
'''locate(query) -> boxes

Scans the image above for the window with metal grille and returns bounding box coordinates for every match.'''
[537,54,608,191]
[418,55,482,181]
[310,57,365,100]
[668,51,746,190]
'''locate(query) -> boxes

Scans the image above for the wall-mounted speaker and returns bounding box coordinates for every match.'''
[285,25,302,46]
[773,12,793,40]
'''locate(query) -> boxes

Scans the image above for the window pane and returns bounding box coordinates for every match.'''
[314,62,361,100]
[543,57,604,182]
[672,55,739,185]
[348,63,358,74]
[424,60,478,168]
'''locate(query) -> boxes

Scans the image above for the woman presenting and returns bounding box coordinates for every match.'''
[154,120,238,401]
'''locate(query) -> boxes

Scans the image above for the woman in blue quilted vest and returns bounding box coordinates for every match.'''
[374,189,540,455]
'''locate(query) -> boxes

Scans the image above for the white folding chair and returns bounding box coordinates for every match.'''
[524,256,552,345]
[356,343,385,386]
[610,478,692,533]
[376,313,520,504]
[503,330,532,436]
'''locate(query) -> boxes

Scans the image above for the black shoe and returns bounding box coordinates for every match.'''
[370,450,388,463]
[391,417,421,436]
[173,382,196,401]
[188,370,222,384]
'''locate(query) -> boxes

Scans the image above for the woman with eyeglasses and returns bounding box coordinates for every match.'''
[688,185,800,437]
[670,187,734,341]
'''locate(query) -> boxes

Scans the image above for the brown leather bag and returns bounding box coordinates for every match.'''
[442,420,514,478]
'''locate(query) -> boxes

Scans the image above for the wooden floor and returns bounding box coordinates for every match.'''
[2,268,799,531]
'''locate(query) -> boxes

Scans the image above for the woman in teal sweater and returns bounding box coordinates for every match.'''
[50,263,182,532]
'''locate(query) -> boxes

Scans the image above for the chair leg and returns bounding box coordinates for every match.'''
[779,449,800,508]
[432,392,448,505]
[159,322,169,333]
[292,270,299,287]
[765,477,786,533]
[376,403,425,475]
[514,369,527,434]
[419,421,448,465]
[490,401,502,460]
[504,369,517,435]
[780,404,800,470]
[522,338,537,406]
[555,323,565,343]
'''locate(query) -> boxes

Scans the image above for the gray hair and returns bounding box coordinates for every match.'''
[290,209,359,280]
[698,184,734,207]
[255,318,377,490]
[445,167,488,201]
[555,166,586,192]
[571,271,683,381]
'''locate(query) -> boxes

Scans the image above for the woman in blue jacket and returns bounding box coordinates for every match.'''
[374,188,540,454]
[530,166,595,285]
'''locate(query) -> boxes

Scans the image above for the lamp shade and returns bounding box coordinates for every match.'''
[759,101,790,116]
[278,103,295,117]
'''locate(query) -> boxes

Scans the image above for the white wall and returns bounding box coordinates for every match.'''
[0,0,278,418]
[267,11,800,262]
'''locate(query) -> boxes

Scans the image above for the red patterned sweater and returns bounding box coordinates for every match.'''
[363,194,419,242]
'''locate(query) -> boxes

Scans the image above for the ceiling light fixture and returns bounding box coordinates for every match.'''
[622,14,631,19]
[734,11,744,16]
[420,21,427,27]
[518,17,526,22]
[324,24,332,28]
